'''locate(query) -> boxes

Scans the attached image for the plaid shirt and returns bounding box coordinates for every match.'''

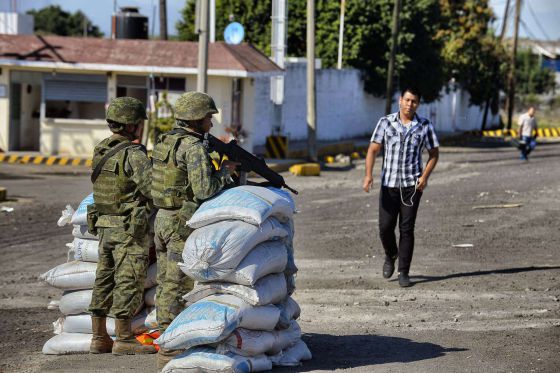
[371,112,439,188]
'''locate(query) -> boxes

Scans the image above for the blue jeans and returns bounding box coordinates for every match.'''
[520,136,536,159]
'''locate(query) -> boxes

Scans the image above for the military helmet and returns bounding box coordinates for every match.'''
[106,97,147,132]
[174,91,218,121]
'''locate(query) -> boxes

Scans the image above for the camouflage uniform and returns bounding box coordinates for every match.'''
[89,100,152,320]
[152,92,231,332]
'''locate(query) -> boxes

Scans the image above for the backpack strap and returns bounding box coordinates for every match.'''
[91,142,138,183]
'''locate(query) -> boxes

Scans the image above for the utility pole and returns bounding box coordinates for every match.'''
[337,0,346,70]
[506,0,521,131]
[159,0,167,40]
[306,0,317,162]
[481,0,510,130]
[197,0,209,93]
[385,0,402,115]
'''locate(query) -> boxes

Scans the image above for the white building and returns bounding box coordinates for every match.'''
[0,34,281,156]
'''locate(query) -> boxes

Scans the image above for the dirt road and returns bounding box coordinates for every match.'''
[1,141,559,372]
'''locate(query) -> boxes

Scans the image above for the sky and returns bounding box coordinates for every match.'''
[1,0,559,42]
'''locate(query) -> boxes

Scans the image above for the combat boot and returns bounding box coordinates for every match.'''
[157,348,183,371]
[90,316,113,354]
[112,318,157,355]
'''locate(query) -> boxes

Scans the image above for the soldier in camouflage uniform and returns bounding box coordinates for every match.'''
[151,92,238,369]
[87,97,157,355]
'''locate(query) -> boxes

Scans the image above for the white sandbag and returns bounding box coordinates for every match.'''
[40,261,156,291]
[42,332,92,355]
[145,263,157,289]
[54,309,149,335]
[183,273,287,307]
[59,289,92,315]
[269,339,312,366]
[219,240,288,286]
[145,307,158,330]
[187,186,295,228]
[276,297,301,330]
[57,205,75,227]
[68,238,99,262]
[39,261,97,291]
[155,294,280,350]
[71,193,94,225]
[145,286,157,307]
[72,224,98,240]
[217,321,301,357]
[181,218,290,282]
[162,347,272,373]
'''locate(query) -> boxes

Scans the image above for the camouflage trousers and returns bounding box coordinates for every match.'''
[154,209,195,332]
[89,226,149,319]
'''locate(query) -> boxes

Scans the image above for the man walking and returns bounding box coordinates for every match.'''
[88,97,156,355]
[151,91,238,369]
[362,88,439,287]
[518,106,538,160]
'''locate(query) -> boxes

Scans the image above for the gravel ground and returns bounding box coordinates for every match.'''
[0,140,559,373]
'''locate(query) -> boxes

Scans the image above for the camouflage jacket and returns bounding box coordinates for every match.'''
[92,134,152,218]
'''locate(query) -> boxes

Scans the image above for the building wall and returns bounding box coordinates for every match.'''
[241,77,256,151]
[40,118,109,157]
[251,62,500,147]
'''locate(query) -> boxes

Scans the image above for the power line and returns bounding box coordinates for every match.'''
[519,19,554,57]
[524,0,552,42]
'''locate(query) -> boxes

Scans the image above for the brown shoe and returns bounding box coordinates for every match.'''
[90,316,114,354]
[112,318,157,355]
[157,348,183,371]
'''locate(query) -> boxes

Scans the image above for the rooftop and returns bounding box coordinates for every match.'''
[0,34,282,77]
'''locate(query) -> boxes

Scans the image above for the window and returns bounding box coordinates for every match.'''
[43,73,107,119]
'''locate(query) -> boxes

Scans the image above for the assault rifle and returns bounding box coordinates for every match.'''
[203,133,298,195]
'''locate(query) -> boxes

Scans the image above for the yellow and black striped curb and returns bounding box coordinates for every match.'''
[0,154,92,167]
[265,136,288,159]
[466,128,560,138]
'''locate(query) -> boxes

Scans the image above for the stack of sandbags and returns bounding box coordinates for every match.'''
[41,193,157,355]
[156,186,311,372]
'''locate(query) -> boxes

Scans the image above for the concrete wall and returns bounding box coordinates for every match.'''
[40,118,109,156]
[0,68,9,152]
[250,62,500,147]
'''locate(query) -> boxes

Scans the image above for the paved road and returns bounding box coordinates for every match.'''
[0,141,559,372]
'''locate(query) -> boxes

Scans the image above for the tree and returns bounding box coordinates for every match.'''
[177,0,446,102]
[27,5,103,37]
[515,49,555,96]
[436,0,507,106]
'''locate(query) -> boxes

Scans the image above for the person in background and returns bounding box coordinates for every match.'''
[518,106,538,160]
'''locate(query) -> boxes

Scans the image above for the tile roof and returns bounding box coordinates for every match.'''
[0,34,281,75]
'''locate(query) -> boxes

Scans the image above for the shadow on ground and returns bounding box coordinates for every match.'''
[275,333,466,372]
[402,266,560,285]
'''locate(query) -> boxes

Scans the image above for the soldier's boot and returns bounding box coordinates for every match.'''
[157,348,183,371]
[112,318,157,355]
[90,316,114,354]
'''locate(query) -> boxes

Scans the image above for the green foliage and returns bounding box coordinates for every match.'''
[177,0,272,53]
[515,49,556,96]
[436,0,507,106]
[27,5,103,37]
[176,0,508,104]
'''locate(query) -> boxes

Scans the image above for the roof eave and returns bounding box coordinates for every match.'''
[0,60,284,78]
